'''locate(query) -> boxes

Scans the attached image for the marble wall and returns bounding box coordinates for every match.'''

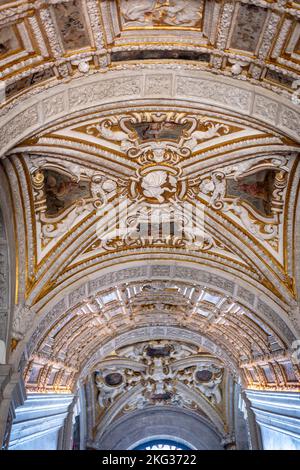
[8,394,75,450]
[246,390,300,450]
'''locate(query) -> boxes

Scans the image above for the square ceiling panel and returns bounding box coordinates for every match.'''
[100,0,215,49]
[229,3,268,54]
[52,0,91,52]
[118,0,204,30]
[0,25,20,58]
[0,16,49,83]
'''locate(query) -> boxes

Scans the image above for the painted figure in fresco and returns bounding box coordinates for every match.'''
[145,122,179,140]
[0,27,18,56]
[44,170,89,216]
[0,41,10,55]
[46,174,77,197]
[52,0,89,50]
[227,170,275,216]
[133,121,184,142]
[142,122,167,140]
[236,181,268,200]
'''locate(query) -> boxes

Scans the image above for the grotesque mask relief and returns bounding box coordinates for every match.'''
[93,340,225,423]
[193,364,223,404]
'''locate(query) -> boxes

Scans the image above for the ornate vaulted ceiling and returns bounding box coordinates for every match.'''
[12,108,298,295]
[1,0,300,102]
[6,105,300,397]
[0,0,300,449]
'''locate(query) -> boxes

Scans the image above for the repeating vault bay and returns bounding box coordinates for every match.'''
[0,0,300,452]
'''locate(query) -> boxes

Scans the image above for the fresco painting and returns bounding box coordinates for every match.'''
[44,170,90,216]
[226,170,276,216]
[52,0,90,51]
[0,26,19,56]
[132,122,185,142]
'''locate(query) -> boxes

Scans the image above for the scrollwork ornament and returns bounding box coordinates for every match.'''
[12,305,35,341]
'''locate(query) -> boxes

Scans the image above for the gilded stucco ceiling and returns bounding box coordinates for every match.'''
[1,0,300,103]
[0,0,300,447]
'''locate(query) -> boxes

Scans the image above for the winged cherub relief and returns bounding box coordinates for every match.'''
[141,170,177,203]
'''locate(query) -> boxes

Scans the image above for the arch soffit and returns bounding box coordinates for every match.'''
[1,71,299,321]
[1,70,299,381]
[94,385,226,442]
[14,260,298,372]
[1,70,300,162]
[94,405,224,450]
